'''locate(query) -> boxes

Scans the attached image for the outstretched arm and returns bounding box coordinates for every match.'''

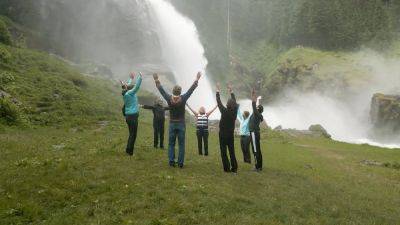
[126,73,142,95]
[228,83,236,102]
[142,105,154,110]
[182,72,201,102]
[252,88,263,120]
[237,107,244,123]
[186,104,198,116]
[206,105,218,117]
[216,83,226,113]
[153,73,171,102]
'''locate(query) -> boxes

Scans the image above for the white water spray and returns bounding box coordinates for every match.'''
[240,50,400,149]
[147,0,217,117]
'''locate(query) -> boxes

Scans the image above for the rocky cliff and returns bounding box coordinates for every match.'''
[370,93,400,139]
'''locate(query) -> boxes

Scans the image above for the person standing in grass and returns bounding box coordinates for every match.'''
[153,72,201,168]
[237,108,251,163]
[121,72,142,156]
[142,99,169,149]
[249,89,264,172]
[186,104,218,156]
[216,83,239,173]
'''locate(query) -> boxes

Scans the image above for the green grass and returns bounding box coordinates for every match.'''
[1,112,400,224]
[0,43,127,127]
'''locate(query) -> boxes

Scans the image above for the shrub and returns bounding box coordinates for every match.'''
[0,71,15,86]
[0,19,11,45]
[0,97,21,125]
[0,45,11,62]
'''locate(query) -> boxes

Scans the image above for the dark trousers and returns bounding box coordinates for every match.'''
[125,114,139,155]
[196,129,209,155]
[240,135,251,163]
[250,131,263,169]
[219,133,238,172]
[153,119,165,148]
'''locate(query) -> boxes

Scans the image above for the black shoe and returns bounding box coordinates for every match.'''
[126,150,133,156]
[169,162,176,167]
[204,153,208,156]
[252,168,261,172]
[178,164,184,168]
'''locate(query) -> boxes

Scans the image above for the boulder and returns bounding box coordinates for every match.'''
[308,124,331,139]
[370,93,400,132]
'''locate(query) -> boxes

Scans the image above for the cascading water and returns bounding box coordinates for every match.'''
[147,0,217,117]
[239,50,400,149]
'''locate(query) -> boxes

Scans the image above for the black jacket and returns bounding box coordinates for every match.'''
[143,104,169,122]
[217,92,238,137]
[249,101,264,132]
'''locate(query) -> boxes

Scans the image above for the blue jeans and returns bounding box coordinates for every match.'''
[168,122,186,165]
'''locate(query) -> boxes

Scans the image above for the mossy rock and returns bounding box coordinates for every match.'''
[309,124,331,139]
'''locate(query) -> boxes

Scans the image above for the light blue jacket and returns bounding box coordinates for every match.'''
[123,75,142,115]
[127,78,133,86]
[237,108,250,136]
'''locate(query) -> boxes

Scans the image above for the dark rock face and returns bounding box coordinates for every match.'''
[370,93,400,133]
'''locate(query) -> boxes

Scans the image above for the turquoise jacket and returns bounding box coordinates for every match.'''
[127,78,133,86]
[237,108,250,136]
[123,75,142,115]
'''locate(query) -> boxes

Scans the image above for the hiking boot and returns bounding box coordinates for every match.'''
[178,164,184,169]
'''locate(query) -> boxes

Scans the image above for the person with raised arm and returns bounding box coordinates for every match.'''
[186,104,218,156]
[237,107,251,164]
[153,72,201,168]
[142,99,170,149]
[121,72,143,156]
[216,83,239,173]
[249,88,264,172]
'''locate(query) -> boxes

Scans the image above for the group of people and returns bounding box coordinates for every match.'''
[120,71,265,173]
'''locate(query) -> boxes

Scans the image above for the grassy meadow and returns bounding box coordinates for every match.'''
[1,112,400,224]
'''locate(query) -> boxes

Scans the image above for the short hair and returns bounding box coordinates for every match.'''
[257,105,264,113]
[127,84,135,90]
[243,111,250,118]
[227,98,236,111]
[173,85,182,96]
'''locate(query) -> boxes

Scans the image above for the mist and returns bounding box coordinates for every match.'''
[238,50,400,148]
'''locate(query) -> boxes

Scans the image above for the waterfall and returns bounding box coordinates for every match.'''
[147,0,217,117]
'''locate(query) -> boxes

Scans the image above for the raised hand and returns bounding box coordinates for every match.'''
[251,88,257,102]
[196,72,202,81]
[227,83,233,93]
[216,82,221,92]
[153,73,159,81]
[130,72,135,79]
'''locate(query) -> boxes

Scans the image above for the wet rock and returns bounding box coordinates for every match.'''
[309,124,331,139]
[370,93,400,132]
